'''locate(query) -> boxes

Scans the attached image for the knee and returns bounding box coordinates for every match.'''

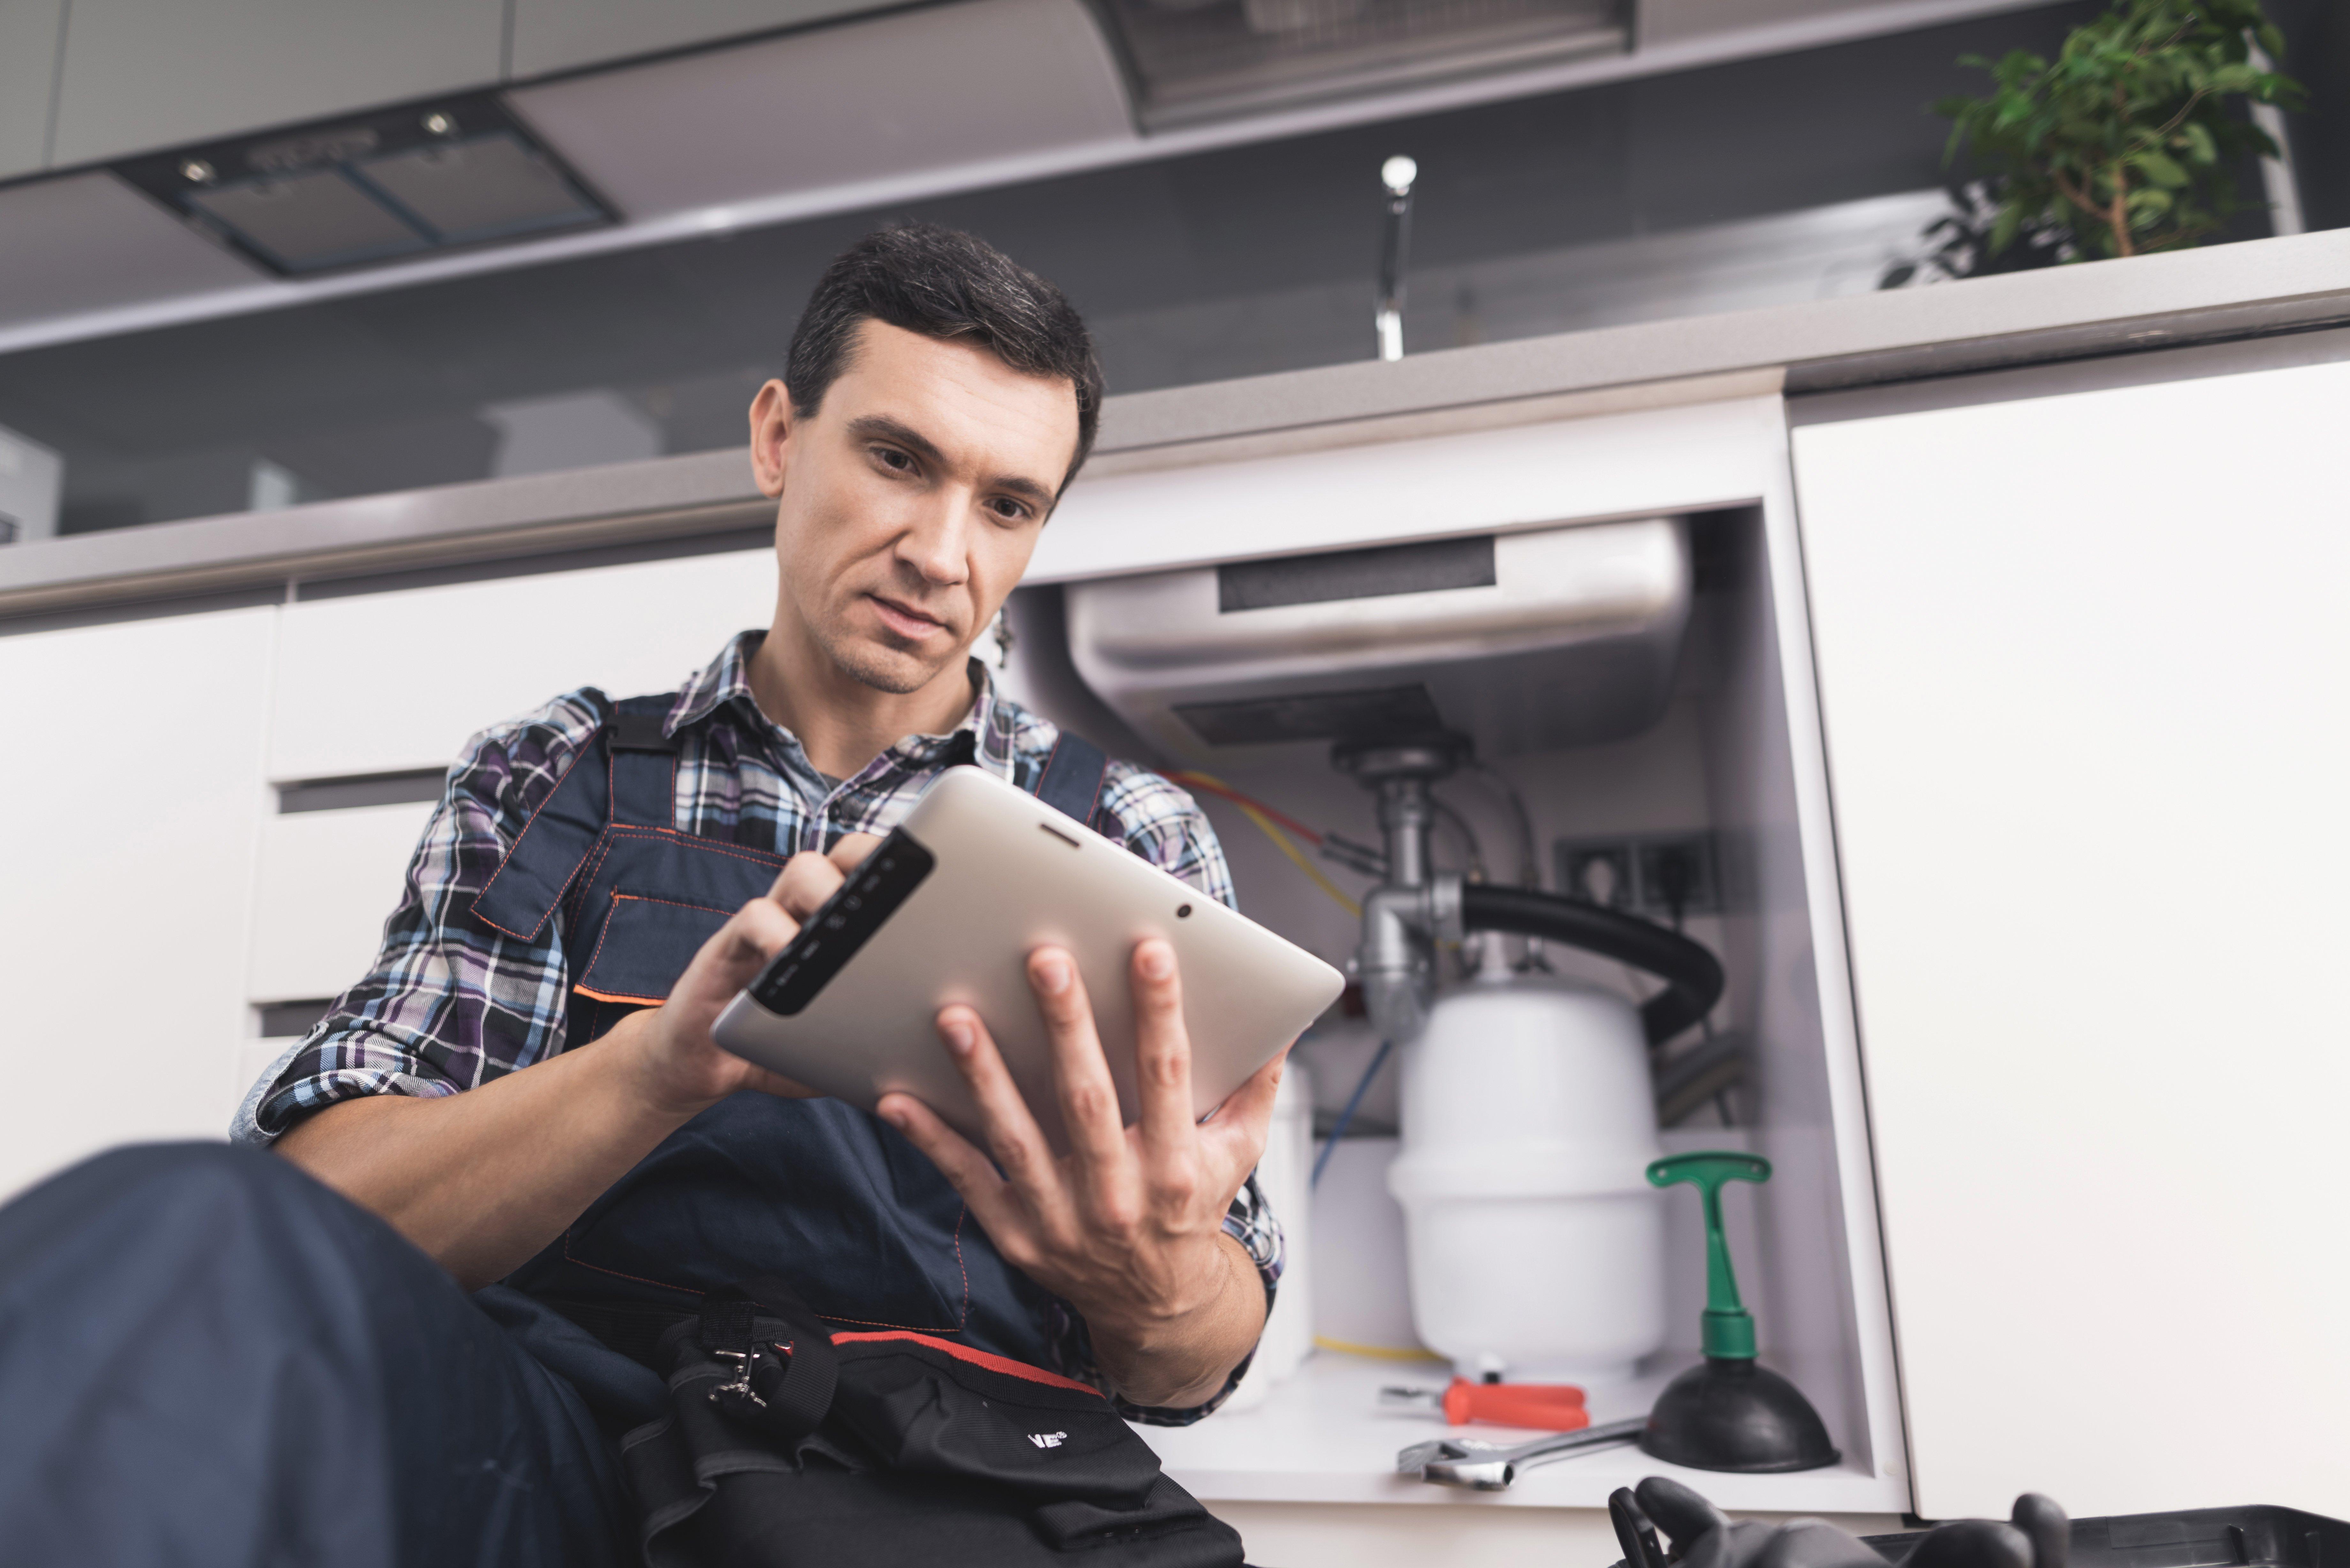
[46,1139,315,1220]
[0,1141,373,1295]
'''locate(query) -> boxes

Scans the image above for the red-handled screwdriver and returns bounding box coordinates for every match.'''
[1379,1378,1589,1431]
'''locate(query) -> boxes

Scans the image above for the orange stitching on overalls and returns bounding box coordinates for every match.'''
[566,821,783,935]
[598,827,788,870]
[561,1233,702,1296]
[804,1312,965,1334]
[616,892,737,918]
[473,905,537,942]
[475,732,597,936]
[603,728,682,833]
[953,1204,970,1327]
[570,984,666,1005]
[575,890,627,985]
[576,892,739,991]
[573,833,619,911]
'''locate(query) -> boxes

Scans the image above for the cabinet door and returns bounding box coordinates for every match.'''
[1791,360,2350,1519]
[248,802,436,1006]
[0,607,276,1200]
[509,0,895,79]
[50,0,503,166]
[0,0,64,178]
[270,550,776,781]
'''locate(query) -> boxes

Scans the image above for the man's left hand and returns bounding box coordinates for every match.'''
[876,939,1283,1410]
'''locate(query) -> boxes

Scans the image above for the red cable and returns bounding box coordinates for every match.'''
[1166,771,1327,846]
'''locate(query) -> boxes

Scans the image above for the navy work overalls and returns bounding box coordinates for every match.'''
[473,692,1113,1370]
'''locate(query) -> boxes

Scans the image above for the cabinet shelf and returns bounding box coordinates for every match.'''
[1139,1350,1903,1512]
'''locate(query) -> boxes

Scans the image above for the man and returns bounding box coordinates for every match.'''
[0,225,1279,1565]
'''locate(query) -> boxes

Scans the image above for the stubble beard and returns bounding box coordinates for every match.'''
[811,604,957,696]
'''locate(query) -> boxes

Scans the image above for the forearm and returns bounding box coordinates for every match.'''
[1085,1232,1268,1410]
[275,1011,702,1290]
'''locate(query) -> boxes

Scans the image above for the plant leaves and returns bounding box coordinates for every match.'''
[1990,201,2024,255]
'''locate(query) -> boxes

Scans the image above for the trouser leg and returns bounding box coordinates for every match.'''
[0,1141,631,1568]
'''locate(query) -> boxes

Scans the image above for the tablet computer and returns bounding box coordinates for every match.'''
[711,765,1344,1152]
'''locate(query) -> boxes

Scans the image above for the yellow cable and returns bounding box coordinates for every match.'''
[1233,797,1362,918]
[1174,770,1362,918]
[1313,1335,1444,1362]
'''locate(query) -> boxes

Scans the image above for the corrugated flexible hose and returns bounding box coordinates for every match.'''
[1458,884,1725,1047]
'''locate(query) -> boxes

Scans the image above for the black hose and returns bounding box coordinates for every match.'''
[1460,884,1725,1047]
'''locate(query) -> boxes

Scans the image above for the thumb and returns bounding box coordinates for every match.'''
[1200,1047,1286,1171]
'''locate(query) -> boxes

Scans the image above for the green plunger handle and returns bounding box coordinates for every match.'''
[1646,1151,1771,1361]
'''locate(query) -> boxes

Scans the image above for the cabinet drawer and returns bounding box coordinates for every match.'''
[248,802,439,1005]
[270,550,775,781]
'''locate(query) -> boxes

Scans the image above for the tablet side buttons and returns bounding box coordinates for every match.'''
[749,829,938,1017]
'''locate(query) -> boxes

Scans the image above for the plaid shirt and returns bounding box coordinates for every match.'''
[233,630,1273,1422]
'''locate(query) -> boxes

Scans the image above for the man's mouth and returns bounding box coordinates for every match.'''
[867,593,952,642]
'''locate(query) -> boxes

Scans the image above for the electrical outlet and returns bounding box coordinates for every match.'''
[1558,842,1636,910]
[1554,832,1720,920]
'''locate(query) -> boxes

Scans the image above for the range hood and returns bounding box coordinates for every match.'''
[112,93,614,277]
[1092,0,1628,127]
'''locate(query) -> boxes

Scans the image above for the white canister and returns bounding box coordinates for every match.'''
[1385,971,1666,1383]
[1221,1057,1313,1412]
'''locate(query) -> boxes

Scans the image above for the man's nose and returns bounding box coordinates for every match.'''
[896,493,970,587]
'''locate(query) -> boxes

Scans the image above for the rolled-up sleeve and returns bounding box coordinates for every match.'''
[231,693,602,1146]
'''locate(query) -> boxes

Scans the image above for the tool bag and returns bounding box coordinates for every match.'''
[598,1278,1247,1568]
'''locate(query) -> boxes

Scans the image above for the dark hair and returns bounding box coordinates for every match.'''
[786,224,1105,492]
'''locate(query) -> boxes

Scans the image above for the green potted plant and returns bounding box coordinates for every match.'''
[1908,0,2303,275]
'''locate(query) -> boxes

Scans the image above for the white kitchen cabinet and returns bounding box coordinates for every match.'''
[509,0,899,80]
[0,606,276,1201]
[0,0,65,178]
[1791,359,2350,1519]
[269,550,776,781]
[49,0,504,167]
[507,0,1131,223]
[248,801,436,1006]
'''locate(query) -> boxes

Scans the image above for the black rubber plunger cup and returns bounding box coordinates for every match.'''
[1640,1152,1840,1473]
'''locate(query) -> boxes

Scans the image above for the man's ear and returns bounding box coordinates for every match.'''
[748,380,794,498]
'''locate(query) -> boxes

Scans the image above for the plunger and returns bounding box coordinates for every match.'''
[1640,1151,1840,1473]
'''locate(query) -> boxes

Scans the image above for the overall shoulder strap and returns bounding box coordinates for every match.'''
[606,693,681,830]
[1033,730,1111,833]
[470,693,679,943]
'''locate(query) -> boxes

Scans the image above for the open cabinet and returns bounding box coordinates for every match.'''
[994,392,1910,1513]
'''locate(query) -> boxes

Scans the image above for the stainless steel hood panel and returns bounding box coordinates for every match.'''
[1067,515,1691,762]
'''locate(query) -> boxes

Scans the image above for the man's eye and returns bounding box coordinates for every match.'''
[991,499,1029,522]
[873,446,912,471]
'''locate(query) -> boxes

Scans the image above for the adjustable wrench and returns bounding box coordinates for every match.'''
[1395,1416,1648,1490]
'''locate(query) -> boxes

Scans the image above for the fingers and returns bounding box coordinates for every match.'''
[703,896,800,984]
[1130,939,1198,1159]
[933,1004,1068,1215]
[1197,1048,1286,1184]
[1027,947,1130,1180]
[828,832,883,872]
[743,1065,823,1100]
[876,1091,1008,1210]
[769,834,884,920]
[770,850,846,922]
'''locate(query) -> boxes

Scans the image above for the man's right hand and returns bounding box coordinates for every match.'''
[278,833,885,1289]
[622,833,886,1113]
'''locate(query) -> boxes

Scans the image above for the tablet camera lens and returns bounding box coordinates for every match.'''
[1176,904,1193,918]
